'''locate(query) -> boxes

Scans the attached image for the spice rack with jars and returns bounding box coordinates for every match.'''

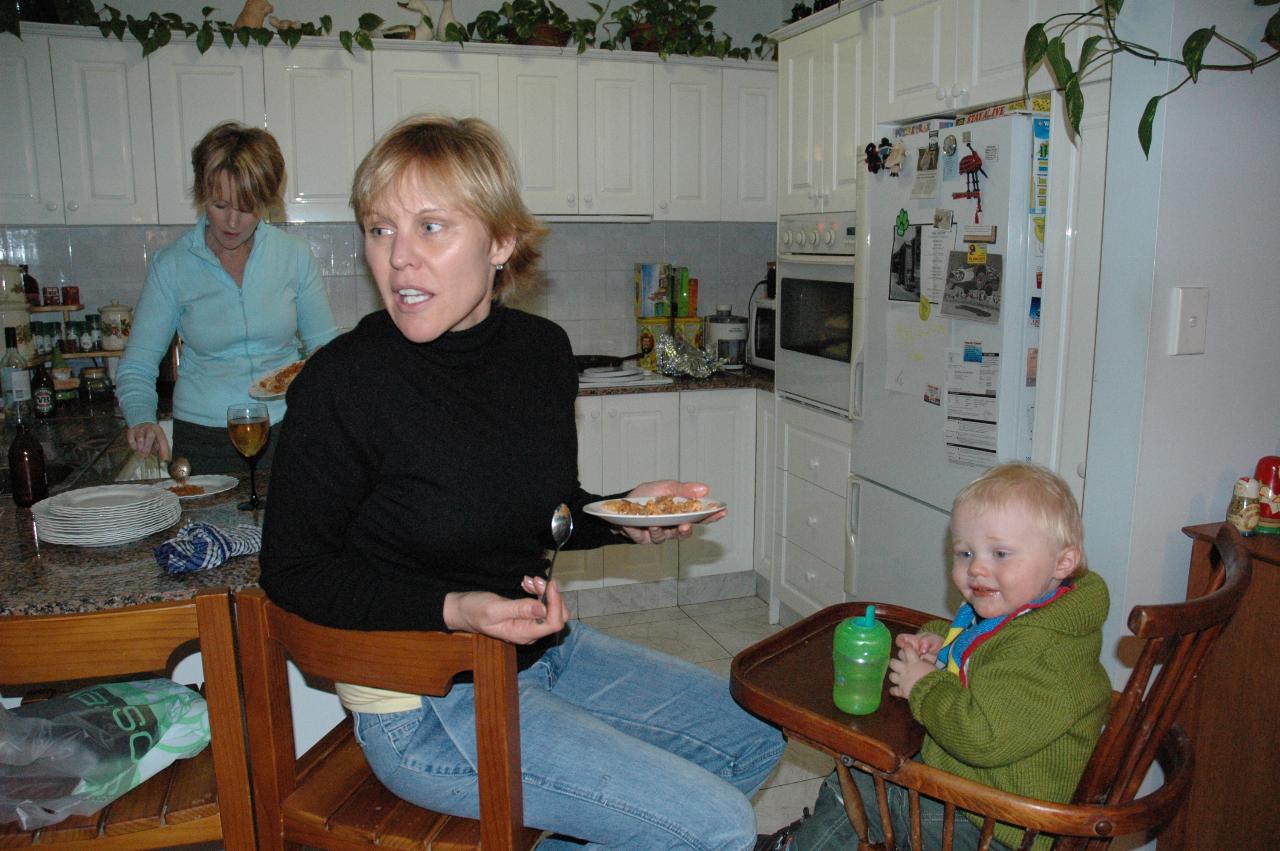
[30,305,119,359]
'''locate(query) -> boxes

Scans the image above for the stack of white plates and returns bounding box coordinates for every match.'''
[33,484,182,547]
[578,366,675,387]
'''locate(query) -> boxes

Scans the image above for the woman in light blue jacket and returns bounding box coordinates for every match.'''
[117,122,338,474]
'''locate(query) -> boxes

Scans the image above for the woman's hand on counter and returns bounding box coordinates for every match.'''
[443,580,567,645]
[126,422,171,461]
[614,479,727,545]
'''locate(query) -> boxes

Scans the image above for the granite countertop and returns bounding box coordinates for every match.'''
[1,372,774,617]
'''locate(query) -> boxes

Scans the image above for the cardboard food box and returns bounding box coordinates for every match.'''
[637,317,704,370]
[635,263,672,317]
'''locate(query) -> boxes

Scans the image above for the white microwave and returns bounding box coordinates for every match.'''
[747,296,776,370]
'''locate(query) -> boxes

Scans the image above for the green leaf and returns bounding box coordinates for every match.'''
[202,6,214,17]
[1102,0,1123,16]
[354,30,374,51]
[1138,95,1161,158]
[1064,76,1084,136]
[154,23,171,47]
[1264,11,1280,52]
[141,36,160,56]
[1045,36,1075,88]
[320,15,332,33]
[1182,26,1214,82]
[1023,23,1047,83]
[127,17,150,43]
[1078,34,1103,70]
[220,26,234,48]
[236,27,250,46]
[110,18,126,39]
[196,25,213,52]
[339,30,353,52]
[357,13,383,31]
[253,27,273,46]
[444,21,467,43]
[161,12,182,26]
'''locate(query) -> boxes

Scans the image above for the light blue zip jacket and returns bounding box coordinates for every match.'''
[116,216,339,429]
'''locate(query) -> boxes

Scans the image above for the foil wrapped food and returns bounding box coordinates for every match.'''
[655,332,723,379]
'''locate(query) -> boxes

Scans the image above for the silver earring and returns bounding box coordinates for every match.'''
[495,263,505,271]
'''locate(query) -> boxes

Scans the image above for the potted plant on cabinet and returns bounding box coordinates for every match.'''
[601,0,749,59]
[468,0,601,51]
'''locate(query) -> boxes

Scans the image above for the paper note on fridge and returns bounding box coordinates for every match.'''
[944,348,999,468]
[884,305,947,396]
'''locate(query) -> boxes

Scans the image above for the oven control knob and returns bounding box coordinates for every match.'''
[782,231,792,246]
[823,231,835,246]
[807,230,819,246]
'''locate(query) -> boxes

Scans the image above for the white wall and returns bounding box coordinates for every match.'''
[1084,0,1280,677]
[101,0,789,54]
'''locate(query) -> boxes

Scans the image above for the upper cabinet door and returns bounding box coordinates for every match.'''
[578,59,652,216]
[653,64,721,221]
[0,34,63,225]
[824,9,873,214]
[149,44,266,224]
[875,0,957,124]
[778,27,821,215]
[50,37,157,225]
[955,0,1078,109]
[498,54,578,216]
[371,49,499,139]
[721,67,777,222]
[264,43,373,222]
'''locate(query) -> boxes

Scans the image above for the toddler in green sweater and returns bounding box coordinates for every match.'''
[879,461,1111,850]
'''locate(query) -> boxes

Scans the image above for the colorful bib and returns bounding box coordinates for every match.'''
[936,582,1073,686]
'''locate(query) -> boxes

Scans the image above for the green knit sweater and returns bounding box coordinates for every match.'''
[910,570,1111,851]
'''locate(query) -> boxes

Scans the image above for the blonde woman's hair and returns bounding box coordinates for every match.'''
[952,461,1088,576]
[349,114,547,300]
[191,122,286,217]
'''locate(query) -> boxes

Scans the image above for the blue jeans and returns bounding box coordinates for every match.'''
[844,762,1011,851]
[352,622,785,851]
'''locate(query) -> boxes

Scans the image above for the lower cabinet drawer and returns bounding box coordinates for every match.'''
[781,473,847,569]
[778,537,845,614]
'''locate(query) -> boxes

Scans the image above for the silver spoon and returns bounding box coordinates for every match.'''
[540,503,574,613]
[168,456,191,485]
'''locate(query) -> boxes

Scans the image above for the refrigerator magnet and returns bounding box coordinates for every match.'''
[962,225,997,244]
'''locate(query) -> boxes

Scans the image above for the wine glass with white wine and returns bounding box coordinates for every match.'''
[227,402,270,510]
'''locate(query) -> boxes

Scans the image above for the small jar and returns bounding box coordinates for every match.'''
[86,314,103,350]
[79,367,112,406]
[1226,477,1260,537]
[77,320,94,353]
[62,321,80,353]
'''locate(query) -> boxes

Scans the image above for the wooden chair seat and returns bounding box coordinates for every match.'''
[236,587,544,851]
[0,589,254,849]
[833,523,1253,851]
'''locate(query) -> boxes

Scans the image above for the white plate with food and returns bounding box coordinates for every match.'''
[583,496,725,527]
[249,360,306,399]
[154,474,239,500]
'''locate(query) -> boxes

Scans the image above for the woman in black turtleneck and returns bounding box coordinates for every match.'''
[260,115,783,851]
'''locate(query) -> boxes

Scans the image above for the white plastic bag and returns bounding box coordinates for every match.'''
[0,679,210,830]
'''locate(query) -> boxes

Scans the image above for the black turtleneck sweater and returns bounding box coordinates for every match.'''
[260,305,618,649]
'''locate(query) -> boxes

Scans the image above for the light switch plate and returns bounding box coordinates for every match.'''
[1169,287,1209,355]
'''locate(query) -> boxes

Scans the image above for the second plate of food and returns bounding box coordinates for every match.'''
[249,360,307,399]
[155,474,239,499]
[583,496,724,527]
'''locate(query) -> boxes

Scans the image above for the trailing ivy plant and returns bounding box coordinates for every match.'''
[1024,0,1280,157]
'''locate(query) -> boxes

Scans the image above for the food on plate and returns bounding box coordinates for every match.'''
[601,496,706,516]
[256,360,305,395]
[168,484,206,497]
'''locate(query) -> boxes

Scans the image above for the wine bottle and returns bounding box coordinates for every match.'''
[1,327,32,421]
[9,413,48,507]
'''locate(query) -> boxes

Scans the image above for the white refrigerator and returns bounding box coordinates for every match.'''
[849,112,1047,616]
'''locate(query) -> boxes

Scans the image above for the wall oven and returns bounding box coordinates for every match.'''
[775,212,864,418]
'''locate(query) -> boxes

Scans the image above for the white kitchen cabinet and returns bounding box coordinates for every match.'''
[721,67,778,222]
[264,43,372,222]
[653,63,721,221]
[556,396,606,592]
[47,36,158,224]
[773,398,852,619]
[754,390,778,619]
[371,48,499,139]
[577,59,653,216]
[149,43,266,224]
[0,34,63,225]
[678,389,755,580]
[876,0,1077,122]
[778,6,873,215]
[497,54,579,217]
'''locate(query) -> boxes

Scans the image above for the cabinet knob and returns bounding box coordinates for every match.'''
[804,571,816,582]
[936,87,947,101]
[658,200,668,211]
[950,82,967,98]
[583,194,593,207]
[591,411,600,420]
[44,201,58,212]
[808,458,819,470]
[608,409,617,418]
[807,515,818,528]
[66,201,79,212]
[566,193,576,206]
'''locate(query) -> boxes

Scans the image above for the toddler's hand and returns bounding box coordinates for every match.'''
[888,645,937,699]
[895,631,943,657]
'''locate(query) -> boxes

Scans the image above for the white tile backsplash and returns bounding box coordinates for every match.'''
[0,219,775,355]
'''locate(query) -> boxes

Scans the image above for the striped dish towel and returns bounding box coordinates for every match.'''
[154,522,262,575]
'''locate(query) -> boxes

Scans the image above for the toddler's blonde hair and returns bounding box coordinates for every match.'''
[952,461,1087,577]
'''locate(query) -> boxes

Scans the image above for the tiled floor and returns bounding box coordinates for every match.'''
[577,595,832,836]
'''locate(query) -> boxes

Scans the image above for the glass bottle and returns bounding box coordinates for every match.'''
[1226,477,1260,537]
[2,326,32,421]
[32,359,56,419]
[19,264,40,307]
[9,409,48,507]
[832,605,892,715]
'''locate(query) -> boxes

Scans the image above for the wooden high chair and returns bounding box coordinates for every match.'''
[234,587,543,851]
[837,523,1254,851]
[0,588,255,849]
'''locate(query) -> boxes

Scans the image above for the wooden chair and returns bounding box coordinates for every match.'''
[234,587,543,851]
[0,588,255,849]
[838,523,1254,851]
